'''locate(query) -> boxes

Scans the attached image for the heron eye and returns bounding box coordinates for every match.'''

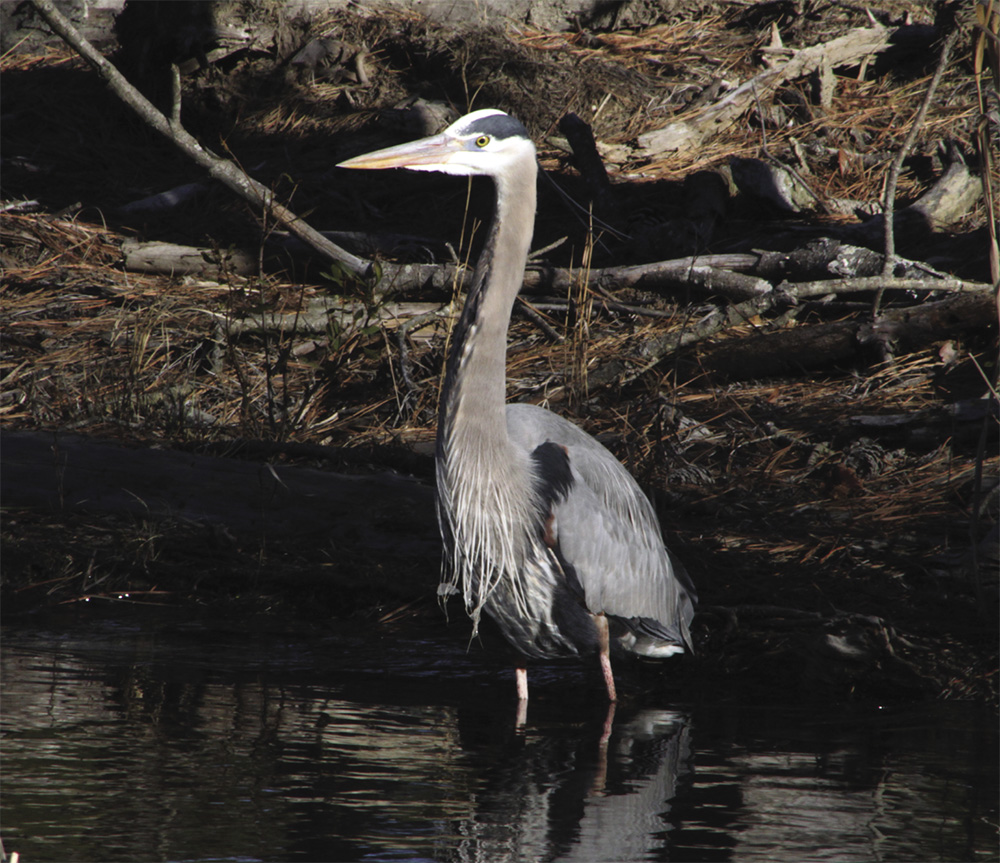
[475,135,490,148]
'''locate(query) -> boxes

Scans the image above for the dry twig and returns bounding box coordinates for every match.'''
[876,25,962,313]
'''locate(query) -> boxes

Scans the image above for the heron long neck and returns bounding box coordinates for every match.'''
[435,154,538,625]
[438,161,537,458]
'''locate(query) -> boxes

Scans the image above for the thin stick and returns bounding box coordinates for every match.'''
[515,297,564,343]
[875,26,961,314]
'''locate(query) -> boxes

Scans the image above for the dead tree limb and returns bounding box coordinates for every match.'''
[29,0,370,278]
[526,259,990,300]
[584,284,993,390]
[633,26,893,160]
[781,275,993,300]
[121,239,257,277]
[696,292,995,380]
[119,237,992,307]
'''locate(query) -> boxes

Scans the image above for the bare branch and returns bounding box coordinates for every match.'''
[877,25,962,309]
[29,0,371,278]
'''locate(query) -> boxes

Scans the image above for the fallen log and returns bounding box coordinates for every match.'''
[692,292,995,380]
[753,238,931,283]
[210,298,443,338]
[122,238,256,277]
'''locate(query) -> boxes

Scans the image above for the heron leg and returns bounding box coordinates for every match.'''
[515,666,529,701]
[515,696,528,729]
[591,701,617,795]
[592,613,618,702]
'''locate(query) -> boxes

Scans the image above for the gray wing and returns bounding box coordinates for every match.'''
[506,403,695,651]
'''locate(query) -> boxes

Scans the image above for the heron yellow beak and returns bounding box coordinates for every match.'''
[337,133,459,171]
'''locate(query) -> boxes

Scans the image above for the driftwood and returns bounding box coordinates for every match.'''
[212,299,444,338]
[0,430,437,556]
[114,233,991,369]
[692,293,995,380]
[583,286,994,389]
[753,238,950,284]
[120,234,989,300]
[122,238,257,277]
[631,26,895,161]
[35,0,988,376]
[904,153,985,232]
[730,157,816,214]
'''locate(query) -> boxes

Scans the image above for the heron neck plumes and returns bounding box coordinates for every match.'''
[436,147,538,630]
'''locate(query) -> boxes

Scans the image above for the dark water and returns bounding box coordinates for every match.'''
[1,613,996,863]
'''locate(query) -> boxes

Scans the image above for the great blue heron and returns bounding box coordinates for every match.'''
[339,109,696,702]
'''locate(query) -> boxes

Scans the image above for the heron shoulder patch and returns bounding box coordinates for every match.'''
[530,441,574,506]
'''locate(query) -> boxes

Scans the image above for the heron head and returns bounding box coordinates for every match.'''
[337,109,535,179]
